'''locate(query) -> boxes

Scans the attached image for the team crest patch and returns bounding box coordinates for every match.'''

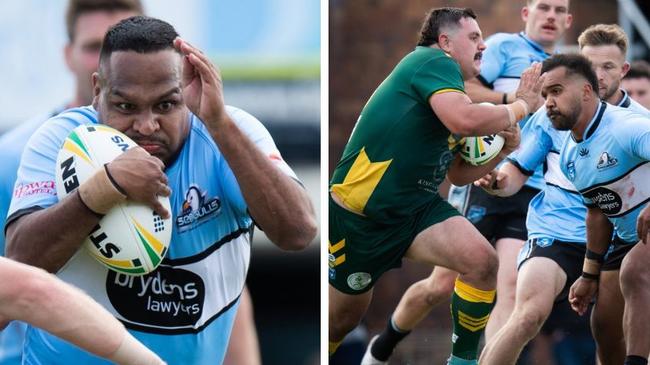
[466,205,486,224]
[597,152,618,170]
[347,272,372,291]
[566,161,576,181]
[176,184,221,232]
[329,268,336,280]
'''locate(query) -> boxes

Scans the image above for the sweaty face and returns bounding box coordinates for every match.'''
[93,50,189,166]
[523,0,572,50]
[622,77,650,109]
[581,45,628,103]
[542,67,583,131]
[65,10,139,106]
[445,17,486,80]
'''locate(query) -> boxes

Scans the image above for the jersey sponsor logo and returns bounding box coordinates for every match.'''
[107,266,205,328]
[565,161,576,181]
[596,152,618,170]
[13,180,56,198]
[176,184,221,232]
[347,272,371,291]
[583,187,622,215]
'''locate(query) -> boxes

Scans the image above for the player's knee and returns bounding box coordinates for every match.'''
[427,276,456,300]
[329,306,363,340]
[465,244,498,283]
[620,258,650,295]
[513,309,545,339]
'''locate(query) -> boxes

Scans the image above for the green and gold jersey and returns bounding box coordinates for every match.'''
[330,46,465,222]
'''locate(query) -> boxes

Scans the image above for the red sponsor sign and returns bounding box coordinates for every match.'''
[14,181,57,198]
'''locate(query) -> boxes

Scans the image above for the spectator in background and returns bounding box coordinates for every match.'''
[622,60,650,109]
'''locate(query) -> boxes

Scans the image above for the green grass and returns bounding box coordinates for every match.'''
[212,56,320,81]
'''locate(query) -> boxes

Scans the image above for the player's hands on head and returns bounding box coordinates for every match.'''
[636,204,650,244]
[515,63,545,112]
[173,37,227,128]
[568,277,598,316]
[106,147,171,218]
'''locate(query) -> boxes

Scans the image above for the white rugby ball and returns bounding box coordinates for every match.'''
[54,124,171,275]
[460,134,505,166]
[459,102,506,166]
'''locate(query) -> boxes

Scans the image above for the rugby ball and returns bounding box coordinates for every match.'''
[460,134,505,166]
[54,125,171,275]
[459,102,506,166]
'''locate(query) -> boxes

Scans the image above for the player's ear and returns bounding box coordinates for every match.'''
[521,6,529,23]
[621,61,631,79]
[565,13,573,29]
[438,33,451,52]
[91,72,102,106]
[583,83,594,101]
[64,44,73,72]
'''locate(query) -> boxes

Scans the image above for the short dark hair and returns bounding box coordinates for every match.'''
[65,0,143,42]
[541,54,599,94]
[417,7,477,47]
[624,60,650,80]
[99,16,179,67]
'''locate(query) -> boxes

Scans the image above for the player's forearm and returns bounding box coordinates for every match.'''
[447,149,513,186]
[0,258,163,365]
[207,117,317,250]
[5,190,101,273]
[465,79,512,105]
[585,207,613,254]
[493,162,528,197]
[582,207,613,279]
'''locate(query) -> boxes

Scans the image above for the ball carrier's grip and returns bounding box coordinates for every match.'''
[78,165,127,215]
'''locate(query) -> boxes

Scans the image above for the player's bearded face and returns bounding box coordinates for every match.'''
[93,50,190,166]
[547,92,581,131]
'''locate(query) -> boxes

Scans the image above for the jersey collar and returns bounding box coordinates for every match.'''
[518,32,552,56]
[617,89,632,108]
[576,101,607,142]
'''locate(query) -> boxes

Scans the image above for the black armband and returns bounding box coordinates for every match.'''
[585,248,605,264]
[581,271,600,281]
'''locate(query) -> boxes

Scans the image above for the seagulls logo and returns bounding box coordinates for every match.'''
[176,185,221,232]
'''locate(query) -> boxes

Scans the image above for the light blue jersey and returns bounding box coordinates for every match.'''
[510,91,648,244]
[7,105,298,365]
[0,107,64,365]
[479,32,551,191]
[560,101,650,244]
[508,106,585,243]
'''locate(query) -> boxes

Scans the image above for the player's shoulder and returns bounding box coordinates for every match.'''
[26,106,98,149]
[626,97,650,117]
[485,32,521,48]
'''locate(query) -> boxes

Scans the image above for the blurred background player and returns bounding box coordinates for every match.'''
[0,256,165,365]
[361,1,572,362]
[622,60,650,109]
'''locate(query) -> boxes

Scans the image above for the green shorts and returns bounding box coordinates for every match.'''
[328,195,460,294]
